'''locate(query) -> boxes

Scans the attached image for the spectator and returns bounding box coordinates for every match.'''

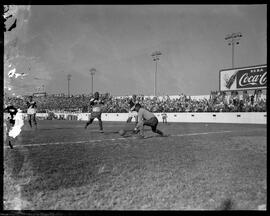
[4,90,266,114]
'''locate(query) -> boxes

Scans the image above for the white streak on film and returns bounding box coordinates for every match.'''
[8,109,24,138]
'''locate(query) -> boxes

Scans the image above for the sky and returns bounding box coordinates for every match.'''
[4,5,267,97]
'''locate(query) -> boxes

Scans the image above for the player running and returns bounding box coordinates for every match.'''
[84,91,104,133]
[26,96,37,129]
[133,103,165,139]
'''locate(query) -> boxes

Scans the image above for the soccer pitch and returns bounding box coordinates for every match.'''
[4,120,266,210]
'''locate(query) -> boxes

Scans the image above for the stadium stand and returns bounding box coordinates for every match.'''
[4,90,266,114]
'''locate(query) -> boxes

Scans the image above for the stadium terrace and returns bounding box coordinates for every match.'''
[4,90,266,114]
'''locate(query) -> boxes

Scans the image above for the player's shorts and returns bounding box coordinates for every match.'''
[90,111,102,119]
[143,117,159,130]
[128,111,138,118]
[27,108,36,115]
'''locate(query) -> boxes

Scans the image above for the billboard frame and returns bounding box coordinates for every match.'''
[219,64,267,92]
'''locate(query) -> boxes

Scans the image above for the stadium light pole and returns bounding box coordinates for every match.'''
[90,68,96,95]
[67,74,71,97]
[151,51,162,96]
[225,32,242,68]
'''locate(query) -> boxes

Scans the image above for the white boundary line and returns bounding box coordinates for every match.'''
[4,130,232,149]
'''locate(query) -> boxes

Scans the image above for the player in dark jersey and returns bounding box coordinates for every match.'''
[84,92,104,133]
[26,96,37,129]
[126,94,138,124]
[4,104,18,149]
[4,104,18,127]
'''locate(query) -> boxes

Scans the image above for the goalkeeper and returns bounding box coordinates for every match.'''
[133,103,165,139]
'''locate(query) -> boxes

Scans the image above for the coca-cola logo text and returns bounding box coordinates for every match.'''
[238,72,267,87]
[236,67,267,89]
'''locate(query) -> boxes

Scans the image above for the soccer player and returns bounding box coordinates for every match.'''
[126,100,138,123]
[4,103,18,128]
[4,103,18,149]
[26,96,37,129]
[161,110,168,124]
[126,95,138,124]
[133,103,165,139]
[118,100,139,136]
[84,91,104,133]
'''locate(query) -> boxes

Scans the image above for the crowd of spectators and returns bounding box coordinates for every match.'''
[4,89,266,113]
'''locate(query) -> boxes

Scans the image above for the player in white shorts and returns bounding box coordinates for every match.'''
[84,92,104,133]
[27,96,37,129]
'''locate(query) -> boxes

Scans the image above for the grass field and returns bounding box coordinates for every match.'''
[3,120,267,210]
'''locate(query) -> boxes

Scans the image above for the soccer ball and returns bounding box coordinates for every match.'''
[118,129,126,136]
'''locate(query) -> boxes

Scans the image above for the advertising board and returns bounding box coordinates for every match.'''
[219,65,266,91]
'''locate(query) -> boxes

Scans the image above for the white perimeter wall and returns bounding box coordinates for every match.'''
[49,112,267,124]
[3,112,266,124]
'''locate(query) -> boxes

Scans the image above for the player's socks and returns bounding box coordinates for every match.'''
[8,141,13,149]
[98,121,103,131]
[84,122,90,129]
[29,121,32,128]
[126,117,132,123]
[156,129,164,136]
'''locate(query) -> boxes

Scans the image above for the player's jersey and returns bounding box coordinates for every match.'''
[128,98,138,111]
[27,101,37,109]
[137,108,156,121]
[127,99,138,118]
[89,98,104,113]
[27,101,37,114]
[161,113,167,118]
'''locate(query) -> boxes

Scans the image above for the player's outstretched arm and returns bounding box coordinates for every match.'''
[33,102,37,108]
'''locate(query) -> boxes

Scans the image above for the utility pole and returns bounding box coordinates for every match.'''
[151,51,162,96]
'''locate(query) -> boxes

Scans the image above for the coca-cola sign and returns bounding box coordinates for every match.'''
[236,67,267,88]
[219,65,267,91]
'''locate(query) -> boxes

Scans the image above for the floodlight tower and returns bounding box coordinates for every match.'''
[151,51,162,96]
[225,32,242,68]
[90,68,96,95]
[67,74,72,97]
